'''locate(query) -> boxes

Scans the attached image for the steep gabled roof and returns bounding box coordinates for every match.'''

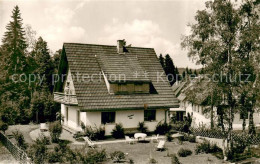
[60,43,179,111]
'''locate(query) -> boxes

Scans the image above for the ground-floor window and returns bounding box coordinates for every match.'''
[144,110,156,121]
[101,112,115,124]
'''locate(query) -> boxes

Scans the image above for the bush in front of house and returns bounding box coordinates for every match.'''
[137,121,148,133]
[95,126,105,140]
[49,121,62,143]
[80,122,105,140]
[110,151,126,163]
[73,131,85,139]
[154,121,172,135]
[12,130,28,150]
[166,133,173,142]
[177,148,192,157]
[112,123,125,139]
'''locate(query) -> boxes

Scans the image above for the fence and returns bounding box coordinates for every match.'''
[188,127,260,145]
[0,132,32,164]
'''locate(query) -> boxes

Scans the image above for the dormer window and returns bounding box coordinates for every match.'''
[112,82,156,95]
[134,84,143,93]
[118,83,128,93]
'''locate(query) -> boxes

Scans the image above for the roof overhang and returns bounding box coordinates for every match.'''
[169,108,186,112]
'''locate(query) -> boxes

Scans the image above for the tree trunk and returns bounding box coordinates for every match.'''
[248,108,255,135]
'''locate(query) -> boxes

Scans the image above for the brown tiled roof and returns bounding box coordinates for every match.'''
[62,43,179,111]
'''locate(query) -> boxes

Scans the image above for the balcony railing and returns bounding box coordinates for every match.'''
[54,92,78,105]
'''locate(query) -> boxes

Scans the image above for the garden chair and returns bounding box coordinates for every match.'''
[156,140,165,151]
[151,134,159,142]
[125,136,135,144]
[83,136,96,149]
[40,123,48,132]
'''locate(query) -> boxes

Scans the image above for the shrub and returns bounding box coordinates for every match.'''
[154,122,172,135]
[137,122,148,133]
[112,123,125,139]
[177,148,192,157]
[28,137,48,164]
[171,154,181,164]
[129,158,134,164]
[38,134,50,145]
[110,151,126,163]
[12,130,28,150]
[166,133,173,142]
[79,123,106,140]
[73,131,85,139]
[48,151,63,163]
[49,121,62,143]
[76,137,85,142]
[149,158,157,163]
[84,149,107,163]
[84,126,96,140]
[188,135,196,143]
[95,126,105,140]
[195,141,222,154]
[182,133,196,143]
[0,122,8,133]
[195,141,211,154]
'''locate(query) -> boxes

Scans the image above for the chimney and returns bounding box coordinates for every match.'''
[117,40,125,54]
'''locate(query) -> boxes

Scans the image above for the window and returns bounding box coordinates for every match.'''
[134,84,143,93]
[118,84,128,92]
[101,112,115,124]
[240,112,248,119]
[144,110,156,121]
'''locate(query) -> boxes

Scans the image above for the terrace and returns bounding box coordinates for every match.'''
[53,92,78,105]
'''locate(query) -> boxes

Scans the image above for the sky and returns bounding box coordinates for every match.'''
[0,0,208,69]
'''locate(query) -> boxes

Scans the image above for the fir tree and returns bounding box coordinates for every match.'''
[164,54,176,85]
[159,54,165,70]
[1,5,27,74]
[31,37,54,93]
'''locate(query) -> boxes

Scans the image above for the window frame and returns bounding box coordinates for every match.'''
[117,83,128,94]
[101,112,116,124]
[134,83,143,93]
[144,110,156,122]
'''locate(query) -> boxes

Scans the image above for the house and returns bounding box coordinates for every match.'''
[169,82,186,121]
[54,40,179,135]
[172,79,260,130]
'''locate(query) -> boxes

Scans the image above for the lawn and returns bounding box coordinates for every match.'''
[5,124,39,144]
[70,140,225,164]
[1,125,229,163]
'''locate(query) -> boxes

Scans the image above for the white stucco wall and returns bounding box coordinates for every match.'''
[61,105,81,131]
[82,109,166,135]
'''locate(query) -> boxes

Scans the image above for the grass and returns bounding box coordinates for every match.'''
[5,124,39,144]
[87,141,224,164]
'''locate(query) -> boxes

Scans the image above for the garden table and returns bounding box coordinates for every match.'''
[134,133,147,140]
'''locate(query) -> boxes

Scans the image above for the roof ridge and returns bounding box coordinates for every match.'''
[63,42,154,50]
